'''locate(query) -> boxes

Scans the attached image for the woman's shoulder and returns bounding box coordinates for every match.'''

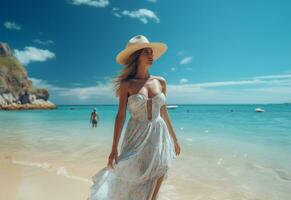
[120,80,131,90]
[151,75,166,84]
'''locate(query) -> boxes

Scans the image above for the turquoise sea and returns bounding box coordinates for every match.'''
[1,104,291,199]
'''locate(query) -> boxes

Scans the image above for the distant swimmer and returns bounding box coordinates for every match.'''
[90,108,99,128]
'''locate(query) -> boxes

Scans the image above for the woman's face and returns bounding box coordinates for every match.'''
[138,48,153,67]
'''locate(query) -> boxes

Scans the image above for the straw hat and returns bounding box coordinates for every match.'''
[116,35,167,65]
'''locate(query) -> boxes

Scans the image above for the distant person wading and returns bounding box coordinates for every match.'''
[90,108,99,128]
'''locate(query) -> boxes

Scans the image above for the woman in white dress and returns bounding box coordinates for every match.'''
[88,35,181,200]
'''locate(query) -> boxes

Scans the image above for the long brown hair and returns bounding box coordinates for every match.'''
[112,48,145,97]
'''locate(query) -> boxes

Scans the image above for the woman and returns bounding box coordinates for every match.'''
[88,35,181,200]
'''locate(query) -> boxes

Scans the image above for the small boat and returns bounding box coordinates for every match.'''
[255,108,265,112]
[167,105,178,109]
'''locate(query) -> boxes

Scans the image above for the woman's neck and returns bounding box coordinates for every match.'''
[134,73,151,80]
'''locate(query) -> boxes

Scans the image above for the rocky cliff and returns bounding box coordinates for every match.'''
[0,42,56,110]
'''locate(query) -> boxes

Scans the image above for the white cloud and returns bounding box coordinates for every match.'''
[114,8,160,24]
[30,78,61,91]
[171,67,176,71]
[14,46,56,65]
[185,78,286,89]
[4,21,21,31]
[180,56,192,65]
[29,77,115,103]
[251,74,291,80]
[33,39,54,45]
[70,0,109,8]
[71,83,85,86]
[177,51,184,56]
[30,72,291,105]
[59,84,112,100]
[167,73,291,104]
[111,7,121,17]
[113,13,121,18]
[146,0,157,2]
[191,79,264,88]
[40,78,115,104]
[179,78,188,84]
[166,83,291,104]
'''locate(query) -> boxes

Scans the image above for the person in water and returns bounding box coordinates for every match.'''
[90,108,99,128]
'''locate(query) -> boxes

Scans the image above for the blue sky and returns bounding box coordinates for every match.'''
[1,0,291,104]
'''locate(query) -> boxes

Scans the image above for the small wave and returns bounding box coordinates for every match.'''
[8,158,92,184]
[217,158,223,165]
[11,159,52,169]
[56,166,93,183]
[274,169,291,181]
[249,162,291,182]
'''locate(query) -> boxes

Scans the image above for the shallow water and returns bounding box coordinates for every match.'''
[1,104,291,199]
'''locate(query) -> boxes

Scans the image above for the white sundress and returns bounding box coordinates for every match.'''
[88,92,176,200]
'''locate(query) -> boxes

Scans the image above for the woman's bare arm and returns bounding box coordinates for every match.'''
[107,81,129,168]
[111,81,129,152]
[159,78,179,144]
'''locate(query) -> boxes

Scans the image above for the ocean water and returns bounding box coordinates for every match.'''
[1,104,291,199]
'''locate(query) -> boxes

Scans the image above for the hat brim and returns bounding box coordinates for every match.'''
[116,42,167,65]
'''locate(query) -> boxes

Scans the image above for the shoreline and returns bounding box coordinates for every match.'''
[0,102,57,111]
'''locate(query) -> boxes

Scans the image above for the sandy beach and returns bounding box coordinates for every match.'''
[0,151,195,200]
[0,155,91,200]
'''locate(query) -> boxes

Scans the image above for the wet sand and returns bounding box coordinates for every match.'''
[0,158,91,200]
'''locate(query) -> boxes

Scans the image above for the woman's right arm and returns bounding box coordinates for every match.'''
[108,81,129,168]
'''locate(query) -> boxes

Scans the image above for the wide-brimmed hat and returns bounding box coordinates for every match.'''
[116,35,167,65]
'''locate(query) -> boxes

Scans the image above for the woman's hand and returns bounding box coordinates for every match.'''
[174,141,181,156]
[107,149,118,169]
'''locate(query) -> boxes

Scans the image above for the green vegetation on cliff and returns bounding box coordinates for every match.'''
[0,42,50,102]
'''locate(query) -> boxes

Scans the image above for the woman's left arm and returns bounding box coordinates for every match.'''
[159,77,181,155]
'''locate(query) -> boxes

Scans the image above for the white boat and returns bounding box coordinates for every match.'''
[167,105,178,109]
[255,108,265,112]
